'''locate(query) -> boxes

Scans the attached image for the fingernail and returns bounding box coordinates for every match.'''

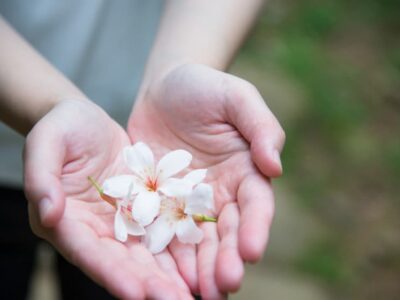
[273,149,282,170]
[39,197,53,223]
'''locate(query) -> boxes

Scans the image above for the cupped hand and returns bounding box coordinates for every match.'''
[24,99,192,299]
[128,63,286,298]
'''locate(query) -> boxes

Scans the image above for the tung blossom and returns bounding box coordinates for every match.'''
[144,183,214,254]
[114,196,146,242]
[103,142,193,226]
[101,181,145,242]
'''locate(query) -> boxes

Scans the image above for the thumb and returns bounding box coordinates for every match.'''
[23,121,66,227]
[226,80,285,177]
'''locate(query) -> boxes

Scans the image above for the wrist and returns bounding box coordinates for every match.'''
[27,92,89,135]
[136,59,192,103]
[0,17,90,136]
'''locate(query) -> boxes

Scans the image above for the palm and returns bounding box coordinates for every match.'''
[128,64,282,297]
[129,65,253,200]
[25,100,191,299]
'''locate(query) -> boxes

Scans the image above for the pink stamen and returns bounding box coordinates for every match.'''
[121,205,133,220]
[146,177,158,191]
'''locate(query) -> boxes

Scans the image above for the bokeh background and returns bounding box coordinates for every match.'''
[27,0,400,299]
[232,0,400,299]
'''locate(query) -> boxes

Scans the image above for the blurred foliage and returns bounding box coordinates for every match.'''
[233,0,400,298]
[294,238,352,286]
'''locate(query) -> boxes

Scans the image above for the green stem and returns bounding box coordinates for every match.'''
[88,176,104,195]
[193,214,217,223]
[88,176,117,208]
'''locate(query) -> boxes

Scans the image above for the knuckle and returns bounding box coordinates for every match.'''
[219,222,236,237]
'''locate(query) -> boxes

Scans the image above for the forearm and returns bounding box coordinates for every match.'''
[0,17,88,136]
[140,0,264,91]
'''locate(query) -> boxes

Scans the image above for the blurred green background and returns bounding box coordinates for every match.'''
[230,0,400,299]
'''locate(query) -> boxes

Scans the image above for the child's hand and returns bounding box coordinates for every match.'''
[24,99,192,300]
[128,63,285,298]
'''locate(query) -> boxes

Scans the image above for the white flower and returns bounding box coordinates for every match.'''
[112,183,145,242]
[103,142,192,226]
[182,168,207,188]
[144,183,214,254]
[114,199,146,242]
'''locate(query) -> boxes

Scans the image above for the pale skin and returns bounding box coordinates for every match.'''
[0,0,285,299]
[129,63,285,298]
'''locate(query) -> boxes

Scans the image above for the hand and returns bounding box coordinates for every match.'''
[24,99,192,299]
[128,63,285,298]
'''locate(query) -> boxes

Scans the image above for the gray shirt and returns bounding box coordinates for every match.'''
[0,0,163,186]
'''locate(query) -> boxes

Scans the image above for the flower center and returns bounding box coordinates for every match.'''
[160,197,187,220]
[172,199,187,220]
[175,207,186,220]
[146,177,158,192]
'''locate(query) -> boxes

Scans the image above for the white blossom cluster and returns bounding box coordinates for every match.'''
[101,142,214,254]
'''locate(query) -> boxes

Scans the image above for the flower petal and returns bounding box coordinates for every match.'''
[184,169,207,186]
[176,217,203,244]
[131,180,149,194]
[144,214,176,254]
[158,178,192,198]
[132,191,160,226]
[124,219,146,236]
[123,142,154,175]
[114,208,128,242]
[156,150,192,182]
[185,183,214,215]
[103,175,135,198]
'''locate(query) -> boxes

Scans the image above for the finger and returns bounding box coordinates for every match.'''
[198,223,226,299]
[144,276,192,300]
[237,173,275,262]
[154,250,191,293]
[216,203,244,293]
[24,122,65,227]
[27,202,46,238]
[225,80,285,177]
[128,243,193,299]
[51,222,145,299]
[169,237,199,293]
